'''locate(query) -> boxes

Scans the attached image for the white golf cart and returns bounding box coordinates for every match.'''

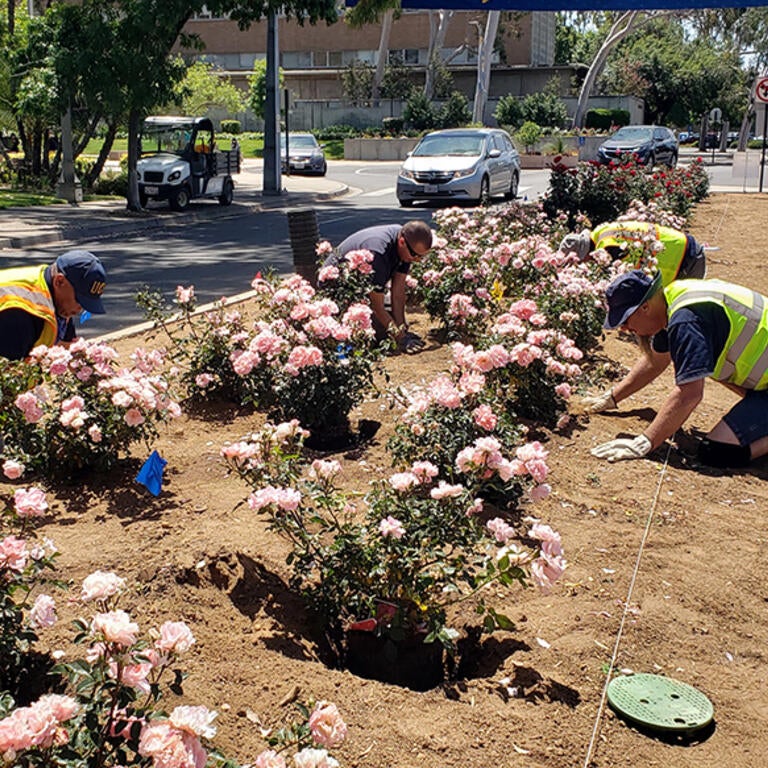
[137,116,240,211]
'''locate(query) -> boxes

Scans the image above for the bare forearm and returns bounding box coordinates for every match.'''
[613,349,670,403]
[643,382,703,450]
[390,274,407,327]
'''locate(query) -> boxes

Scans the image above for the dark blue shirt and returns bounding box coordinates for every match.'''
[336,224,409,293]
[652,303,729,385]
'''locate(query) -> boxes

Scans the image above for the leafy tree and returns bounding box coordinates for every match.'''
[174,60,244,116]
[403,91,436,131]
[438,90,471,129]
[520,77,568,129]
[340,60,374,104]
[494,94,523,129]
[380,55,416,100]
[516,120,542,153]
[248,58,283,119]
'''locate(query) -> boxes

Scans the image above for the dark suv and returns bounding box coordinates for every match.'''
[596,125,678,167]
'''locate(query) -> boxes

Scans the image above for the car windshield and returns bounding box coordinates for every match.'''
[413,134,485,157]
[285,135,318,149]
[141,122,196,154]
[611,127,653,142]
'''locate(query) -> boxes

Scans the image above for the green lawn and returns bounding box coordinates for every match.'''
[0,189,68,208]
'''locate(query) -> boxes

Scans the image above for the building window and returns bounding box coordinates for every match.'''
[388,49,421,65]
[328,51,343,67]
[281,51,312,68]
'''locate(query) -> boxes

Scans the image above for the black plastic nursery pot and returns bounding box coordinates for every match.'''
[345,630,445,691]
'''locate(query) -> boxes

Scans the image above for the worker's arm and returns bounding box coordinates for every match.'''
[389,271,408,329]
[612,347,671,403]
[368,291,401,339]
[643,378,705,450]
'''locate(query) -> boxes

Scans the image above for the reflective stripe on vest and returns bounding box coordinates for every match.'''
[665,280,768,390]
[0,265,57,348]
[592,221,687,287]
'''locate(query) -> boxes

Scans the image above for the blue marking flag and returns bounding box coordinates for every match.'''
[136,450,167,497]
[79,310,92,325]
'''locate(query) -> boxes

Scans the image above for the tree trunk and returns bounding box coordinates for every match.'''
[85,120,117,189]
[572,11,640,129]
[7,0,15,36]
[371,8,394,101]
[126,108,142,211]
[424,10,453,101]
[472,12,500,126]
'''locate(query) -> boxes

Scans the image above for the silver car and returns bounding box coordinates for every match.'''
[396,128,521,207]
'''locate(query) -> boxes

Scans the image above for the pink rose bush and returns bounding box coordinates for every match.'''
[314,240,376,314]
[224,421,565,657]
[0,340,180,478]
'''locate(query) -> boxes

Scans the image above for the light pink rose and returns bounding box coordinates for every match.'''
[486,517,515,544]
[123,408,145,427]
[309,701,347,749]
[378,516,405,539]
[91,610,139,647]
[388,472,418,492]
[139,721,207,768]
[29,594,57,629]
[81,570,127,602]
[170,706,217,739]
[293,747,339,768]
[156,621,196,654]
[2,459,25,480]
[88,424,103,443]
[255,750,287,768]
[13,487,48,518]
[0,535,29,572]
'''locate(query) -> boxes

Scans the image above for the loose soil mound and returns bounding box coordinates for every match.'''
[4,193,768,768]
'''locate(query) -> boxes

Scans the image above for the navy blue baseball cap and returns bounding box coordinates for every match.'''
[604,269,662,329]
[56,251,107,314]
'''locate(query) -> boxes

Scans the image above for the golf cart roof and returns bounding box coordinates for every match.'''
[142,116,214,132]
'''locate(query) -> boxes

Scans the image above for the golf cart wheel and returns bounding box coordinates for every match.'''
[219,179,234,206]
[170,185,190,212]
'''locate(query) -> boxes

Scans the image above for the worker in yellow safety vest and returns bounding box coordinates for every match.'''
[588,270,768,468]
[0,250,107,361]
[559,220,706,287]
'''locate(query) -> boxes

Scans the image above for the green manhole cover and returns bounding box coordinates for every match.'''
[607,673,714,735]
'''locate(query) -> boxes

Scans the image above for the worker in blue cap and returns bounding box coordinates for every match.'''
[0,250,107,360]
[590,269,768,468]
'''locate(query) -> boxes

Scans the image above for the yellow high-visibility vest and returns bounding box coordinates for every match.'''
[592,221,687,287]
[665,279,768,390]
[0,265,57,349]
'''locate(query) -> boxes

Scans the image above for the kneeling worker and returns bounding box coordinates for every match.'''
[0,250,108,361]
[590,269,768,467]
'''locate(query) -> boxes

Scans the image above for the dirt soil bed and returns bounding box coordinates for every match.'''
[5,193,768,768]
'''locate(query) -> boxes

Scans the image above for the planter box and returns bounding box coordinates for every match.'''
[344,137,419,161]
[519,154,579,170]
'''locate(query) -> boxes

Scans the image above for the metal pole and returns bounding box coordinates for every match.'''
[284,88,290,177]
[263,11,281,196]
[760,106,768,194]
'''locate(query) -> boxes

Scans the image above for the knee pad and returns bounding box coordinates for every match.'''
[698,438,751,468]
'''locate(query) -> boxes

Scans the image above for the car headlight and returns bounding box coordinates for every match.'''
[399,169,415,180]
[453,165,477,179]
[168,170,181,182]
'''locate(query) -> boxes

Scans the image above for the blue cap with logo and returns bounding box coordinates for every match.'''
[56,250,107,315]
[604,269,662,329]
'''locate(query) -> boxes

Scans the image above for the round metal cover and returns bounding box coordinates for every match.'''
[606,673,714,735]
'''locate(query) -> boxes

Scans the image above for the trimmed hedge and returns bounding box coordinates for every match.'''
[585,109,630,131]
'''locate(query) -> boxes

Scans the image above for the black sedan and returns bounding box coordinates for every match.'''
[280,133,327,176]
[596,125,678,167]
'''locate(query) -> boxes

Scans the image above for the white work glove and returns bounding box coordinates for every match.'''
[582,388,617,413]
[591,435,652,462]
[399,331,426,355]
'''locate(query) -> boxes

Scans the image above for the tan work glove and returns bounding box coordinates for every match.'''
[590,435,652,462]
[582,388,617,413]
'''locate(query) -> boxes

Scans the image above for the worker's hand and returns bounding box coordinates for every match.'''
[399,331,426,355]
[590,435,652,462]
[581,388,617,413]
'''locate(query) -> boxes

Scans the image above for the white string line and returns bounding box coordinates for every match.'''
[582,442,673,768]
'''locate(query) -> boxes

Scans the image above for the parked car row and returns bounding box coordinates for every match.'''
[596,125,678,167]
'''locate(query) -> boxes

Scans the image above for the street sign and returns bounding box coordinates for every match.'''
[755,77,768,104]
[709,107,722,123]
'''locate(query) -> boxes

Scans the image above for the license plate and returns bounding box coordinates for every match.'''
[424,184,438,193]
[293,162,306,169]
[144,186,158,195]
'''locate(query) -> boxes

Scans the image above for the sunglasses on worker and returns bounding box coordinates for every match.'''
[402,235,429,260]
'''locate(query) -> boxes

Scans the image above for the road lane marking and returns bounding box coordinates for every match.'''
[360,187,396,197]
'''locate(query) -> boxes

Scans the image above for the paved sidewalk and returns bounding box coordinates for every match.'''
[0,160,349,250]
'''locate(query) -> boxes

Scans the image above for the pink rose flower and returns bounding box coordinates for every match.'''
[29,594,57,629]
[13,487,48,518]
[156,621,196,654]
[255,750,287,768]
[309,701,347,748]
[293,747,339,768]
[81,570,127,602]
[486,517,515,544]
[2,459,25,480]
[388,472,418,492]
[378,516,405,539]
[91,610,139,647]
[123,408,145,427]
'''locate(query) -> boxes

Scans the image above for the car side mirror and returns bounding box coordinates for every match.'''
[406,151,413,158]
[488,148,501,158]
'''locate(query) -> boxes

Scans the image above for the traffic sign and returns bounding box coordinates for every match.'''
[756,77,768,104]
[709,107,722,123]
